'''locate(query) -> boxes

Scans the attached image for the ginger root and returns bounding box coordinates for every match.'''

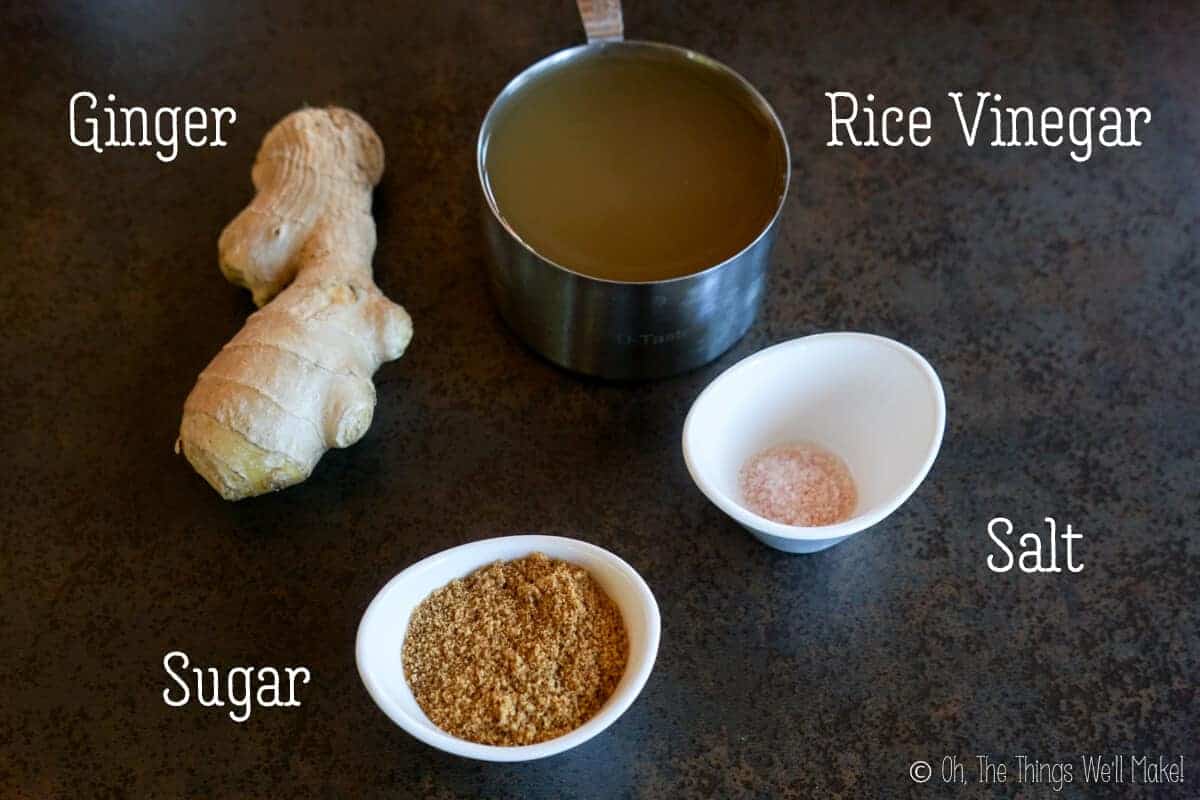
[177,107,412,500]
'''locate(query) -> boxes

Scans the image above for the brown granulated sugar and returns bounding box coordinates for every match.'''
[402,552,628,746]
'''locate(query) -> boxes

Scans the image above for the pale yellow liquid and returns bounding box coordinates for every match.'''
[484,50,787,282]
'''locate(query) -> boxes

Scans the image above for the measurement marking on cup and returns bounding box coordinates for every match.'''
[618,329,688,346]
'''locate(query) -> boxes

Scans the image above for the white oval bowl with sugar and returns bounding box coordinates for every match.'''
[356,535,660,761]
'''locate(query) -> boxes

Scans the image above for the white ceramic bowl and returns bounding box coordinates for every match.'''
[683,332,945,553]
[356,535,660,761]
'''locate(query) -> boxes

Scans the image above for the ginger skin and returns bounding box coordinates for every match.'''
[178,108,412,500]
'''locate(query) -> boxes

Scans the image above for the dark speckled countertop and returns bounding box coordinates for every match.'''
[2,1,1197,797]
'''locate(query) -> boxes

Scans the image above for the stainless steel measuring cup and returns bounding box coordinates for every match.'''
[477,1,790,380]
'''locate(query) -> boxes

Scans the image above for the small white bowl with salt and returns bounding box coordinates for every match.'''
[682,332,945,553]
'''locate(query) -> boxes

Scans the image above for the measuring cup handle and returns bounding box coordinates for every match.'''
[577,0,624,43]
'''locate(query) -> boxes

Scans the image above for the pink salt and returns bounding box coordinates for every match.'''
[738,442,857,527]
